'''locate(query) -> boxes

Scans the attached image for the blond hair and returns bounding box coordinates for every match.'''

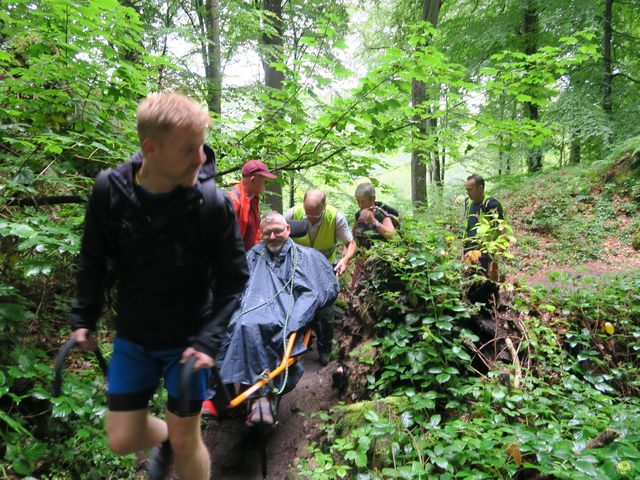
[136,93,211,144]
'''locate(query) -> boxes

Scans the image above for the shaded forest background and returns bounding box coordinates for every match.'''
[1,0,640,478]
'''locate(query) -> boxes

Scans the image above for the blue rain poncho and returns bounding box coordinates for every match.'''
[218,238,339,392]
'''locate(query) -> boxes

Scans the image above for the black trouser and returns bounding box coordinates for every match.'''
[314,303,335,353]
[466,252,499,312]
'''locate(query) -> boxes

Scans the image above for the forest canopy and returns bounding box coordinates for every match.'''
[2,0,640,478]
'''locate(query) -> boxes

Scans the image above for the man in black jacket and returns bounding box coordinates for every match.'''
[69,92,249,480]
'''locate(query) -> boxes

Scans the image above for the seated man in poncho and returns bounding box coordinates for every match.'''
[216,211,339,424]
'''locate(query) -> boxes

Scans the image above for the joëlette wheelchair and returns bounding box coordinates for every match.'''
[182,218,314,477]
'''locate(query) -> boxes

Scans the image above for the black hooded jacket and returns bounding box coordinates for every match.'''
[69,146,249,358]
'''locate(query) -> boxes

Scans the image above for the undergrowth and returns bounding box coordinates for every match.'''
[0,208,141,479]
[299,217,640,479]
[494,162,639,268]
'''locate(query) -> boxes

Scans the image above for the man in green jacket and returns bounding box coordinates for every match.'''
[285,189,356,365]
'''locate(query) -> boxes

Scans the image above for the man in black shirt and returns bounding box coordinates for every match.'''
[69,93,248,480]
[463,174,507,309]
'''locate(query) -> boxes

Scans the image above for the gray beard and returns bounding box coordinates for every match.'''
[266,243,284,256]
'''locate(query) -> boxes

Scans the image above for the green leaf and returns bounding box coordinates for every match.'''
[432,456,448,469]
[452,346,472,362]
[22,441,47,463]
[0,409,31,436]
[12,458,32,475]
[429,414,441,427]
[429,271,444,281]
[401,411,414,428]
[364,410,379,422]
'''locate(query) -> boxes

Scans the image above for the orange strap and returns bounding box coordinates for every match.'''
[228,328,313,409]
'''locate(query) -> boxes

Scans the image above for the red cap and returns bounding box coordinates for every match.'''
[242,159,276,179]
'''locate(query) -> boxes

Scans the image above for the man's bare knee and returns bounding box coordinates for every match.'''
[106,409,156,455]
[166,410,209,479]
[166,413,201,454]
[108,434,137,455]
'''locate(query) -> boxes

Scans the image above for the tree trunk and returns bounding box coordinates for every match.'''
[118,0,142,64]
[204,0,222,116]
[558,130,565,168]
[289,174,295,209]
[498,136,504,175]
[523,0,542,172]
[424,0,440,28]
[603,0,613,149]
[410,0,441,207]
[430,116,441,187]
[262,0,284,90]
[261,0,284,212]
[569,134,581,164]
[157,4,175,89]
[440,145,446,185]
[439,85,448,186]
[411,79,428,206]
[427,2,441,189]
[193,0,222,116]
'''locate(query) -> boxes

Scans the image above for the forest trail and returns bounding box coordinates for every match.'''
[513,234,640,288]
[203,340,340,479]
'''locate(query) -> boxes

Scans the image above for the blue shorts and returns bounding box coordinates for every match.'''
[107,337,209,416]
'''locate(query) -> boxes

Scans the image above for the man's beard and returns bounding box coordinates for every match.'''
[266,239,286,255]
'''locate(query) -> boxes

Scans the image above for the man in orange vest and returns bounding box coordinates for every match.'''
[228,160,276,251]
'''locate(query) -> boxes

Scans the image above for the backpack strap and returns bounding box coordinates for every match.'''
[93,169,112,213]
[199,179,223,254]
[377,202,400,228]
[378,202,399,218]
[91,169,119,304]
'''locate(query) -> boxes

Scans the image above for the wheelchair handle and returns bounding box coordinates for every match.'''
[53,338,108,397]
[179,356,232,416]
[179,355,198,417]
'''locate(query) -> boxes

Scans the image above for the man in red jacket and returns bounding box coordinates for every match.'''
[228,160,276,251]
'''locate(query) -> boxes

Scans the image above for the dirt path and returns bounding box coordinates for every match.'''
[203,353,338,479]
[511,236,640,287]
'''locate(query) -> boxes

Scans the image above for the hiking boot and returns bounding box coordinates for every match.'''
[201,399,218,419]
[319,352,330,366]
[148,440,173,480]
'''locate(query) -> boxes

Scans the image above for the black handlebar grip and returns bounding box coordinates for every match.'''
[179,355,198,417]
[53,339,78,397]
[52,339,109,397]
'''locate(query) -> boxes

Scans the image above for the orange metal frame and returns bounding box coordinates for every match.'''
[227,327,314,409]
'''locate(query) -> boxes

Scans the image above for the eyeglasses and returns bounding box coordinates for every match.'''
[304,210,325,221]
[262,225,287,238]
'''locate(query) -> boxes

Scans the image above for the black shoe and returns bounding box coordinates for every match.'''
[148,440,173,480]
[319,352,330,366]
